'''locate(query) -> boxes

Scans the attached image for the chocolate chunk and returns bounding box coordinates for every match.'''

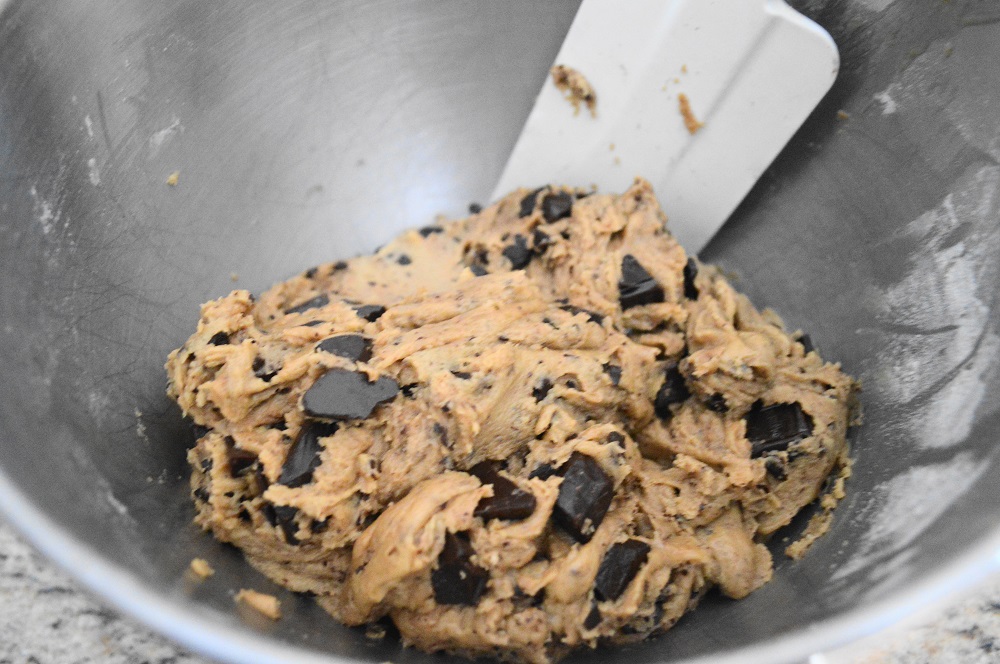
[468,202,483,214]
[191,423,211,440]
[606,432,625,445]
[519,187,545,218]
[603,363,622,386]
[529,463,556,480]
[705,393,728,413]
[542,192,573,223]
[193,486,210,503]
[469,461,536,522]
[301,320,325,328]
[745,401,814,457]
[278,421,338,488]
[469,264,488,276]
[400,383,418,398]
[302,369,399,420]
[532,229,553,255]
[584,603,602,629]
[532,378,553,402]
[594,539,651,601]
[317,334,372,363]
[208,331,230,346]
[264,504,300,544]
[560,305,604,325]
[431,531,489,605]
[433,422,449,447]
[286,294,330,315]
[304,267,318,279]
[654,364,690,419]
[553,453,614,542]
[502,234,532,270]
[683,258,699,300]
[333,260,349,271]
[227,448,257,477]
[619,255,665,309]
[419,225,444,237]
[355,304,386,322]
[396,254,412,266]
[764,456,787,481]
[799,334,814,354]
[450,370,472,380]
[252,356,278,382]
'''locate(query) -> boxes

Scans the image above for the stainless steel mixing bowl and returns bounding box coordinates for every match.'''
[1,1,999,662]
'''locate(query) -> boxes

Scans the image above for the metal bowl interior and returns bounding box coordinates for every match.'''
[1,1,999,662]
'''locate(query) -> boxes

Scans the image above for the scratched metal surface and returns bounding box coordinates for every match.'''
[0,1,998,663]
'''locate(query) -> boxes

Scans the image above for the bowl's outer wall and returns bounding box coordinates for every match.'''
[1,0,1000,662]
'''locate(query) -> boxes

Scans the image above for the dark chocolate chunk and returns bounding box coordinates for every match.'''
[193,486,210,503]
[603,363,622,386]
[333,260,349,271]
[519,187,545,218]
[199,458,212,473]
[764,456,787,481]
[683,258,699,300]
[419,225,444,237]
[400,383,418,398]
[502,234,532,270]
[396,254,412,266]
[469,461,537,522]
[266,504,300,544]
[619,255,665,309]
[532,378,553,402]
[304,267,318,279]
[607,431,625,445]
[433,422,450,447]
[654,364,690,419]
[705,393,728,413]
[542,192,573,223]
[594,539,651,601]
[317,334,372,363]
[301,320,325,328]
[469,264,488,277]
[302,369,399,420]
[584,603,602,629]
[799,334,814,354]
[745,401,814,457]
[286,294,330,315]
[355,304,386,322]
[278,421,338,488]
[227,448,257,477]
[553,453,614,542]
[560,305,604,325]
[529,463,556,480]
[431,531,489,605]
[450,370,472,380]
[532,229,553,255]
[252,356,278,382]
[468,202,483,214]
[191,423,211,440]
[208,331,230,346]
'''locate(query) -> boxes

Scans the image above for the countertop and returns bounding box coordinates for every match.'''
[1,518,997,664]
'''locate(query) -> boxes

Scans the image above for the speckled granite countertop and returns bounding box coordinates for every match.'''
[1,517,996,664]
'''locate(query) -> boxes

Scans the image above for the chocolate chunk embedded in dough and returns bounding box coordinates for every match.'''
[541,192,573,223]
[683,258,699,300]
[278,421,338,488]
[469,462,537,522]
[431,531,489,606]
[619,255,665,310]
[603,363,622,386]
[745,401,814,457]
[519,187,544,218]
[303,369,399,420]
[252,356,278,382]
[317,335,373,363]
[502,234,532,270]
[560,305,604,325]
[594,539,651,601]
[286,294,330,315]
[418,225,444,237]
[226,447,258,478]
[354,304,386,322]
[208,331,230,346]
[553,453,614,542]
[654,364,690,419]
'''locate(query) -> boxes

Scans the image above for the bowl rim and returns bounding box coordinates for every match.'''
[0,458,998,664]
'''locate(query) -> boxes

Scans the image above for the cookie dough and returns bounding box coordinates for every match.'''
[166,179,857,663]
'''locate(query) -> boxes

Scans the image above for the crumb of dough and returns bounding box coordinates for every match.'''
[836,110,850,121]
[786,457,853,560]
[366,623,387,640]
[230,272,239,282]
[550,64,597,117]
[168,179,858,663]
[236,589,282,620]
[681,64,688,74]
[166,171,180,186]
[678,93,704,134]
[189,558,215,579]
